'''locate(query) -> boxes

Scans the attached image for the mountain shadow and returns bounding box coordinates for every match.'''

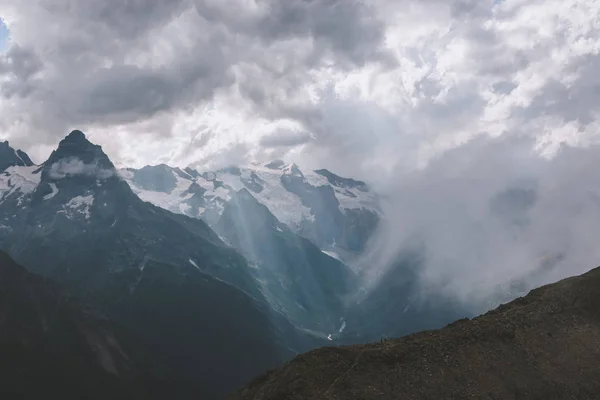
[0,250,197,400]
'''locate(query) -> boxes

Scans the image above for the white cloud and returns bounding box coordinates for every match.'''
[358,134,600,312]
[48,157,115,180]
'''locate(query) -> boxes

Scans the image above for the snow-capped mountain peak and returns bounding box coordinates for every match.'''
[121,161,380,255]
[0,131,130,226]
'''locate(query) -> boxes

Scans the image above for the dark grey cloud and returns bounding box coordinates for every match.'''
[41,0,188,42]
[76,66,182,120]
[0,44,42,79]
[73,0,187,40]
[0,44,42,98]
[0,0,391,160]
[72,54,233,124]
[491,81,517,95]
[194,0,391,67]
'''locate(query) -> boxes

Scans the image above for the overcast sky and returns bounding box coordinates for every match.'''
[0,0,597,177]
[1,0,600,307]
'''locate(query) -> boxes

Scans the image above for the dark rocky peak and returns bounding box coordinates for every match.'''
[45,130,113,167]
[130,164,177,193]
[241,171,265,193]
[64,129,87,142]
[0,140,34,171]
[172,167,193,180]
[285,163,304,178]
[55,130,104,160]
[41,130,116,182]
[185,181,207,196]
[30,130,133,207]
[16,149,34,166]
[315,169,369,192]
[265,160,304,178]
[183,167,200,179]
[264,159,286,170]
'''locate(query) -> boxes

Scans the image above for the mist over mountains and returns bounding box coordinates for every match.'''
[1,1,599,398]
[2,130,600,398]
[0,130,414,398]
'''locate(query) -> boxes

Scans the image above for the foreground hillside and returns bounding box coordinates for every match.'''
[0,251,195,399]
[230,266,600,400]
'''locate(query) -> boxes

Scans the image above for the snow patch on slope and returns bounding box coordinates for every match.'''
[129,172,193,214]
[61,195,94,220]
[234,166,312,227]
[188,258,201,271]
[322,250,343,262]
[339,319,347,333]
[43,183,59,200]
[0,165,42,204]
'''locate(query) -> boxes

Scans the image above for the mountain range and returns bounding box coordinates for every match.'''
[0,131,299,398]
[120,159,380,261]
[0,130,595,399]
[0,130,404,398]
[119,152,385,339]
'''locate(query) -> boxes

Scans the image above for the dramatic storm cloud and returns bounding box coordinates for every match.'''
[1,0,598,169]
[1,0,600,306]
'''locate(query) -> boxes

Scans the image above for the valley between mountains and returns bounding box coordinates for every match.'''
[0,130,412,398]
[0,130,595,399]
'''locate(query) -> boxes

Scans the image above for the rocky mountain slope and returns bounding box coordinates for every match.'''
[214,188,358,338]
[119,147,386,342]
[120,160,380,259]
[0,130,496,398]
[0,250,195,400]
[0,140,34,171]
[230,265,600,400]
[0,132,466,348]
[0,131,291,399]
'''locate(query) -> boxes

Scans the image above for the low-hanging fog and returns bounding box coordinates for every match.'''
[357,135,600,314]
